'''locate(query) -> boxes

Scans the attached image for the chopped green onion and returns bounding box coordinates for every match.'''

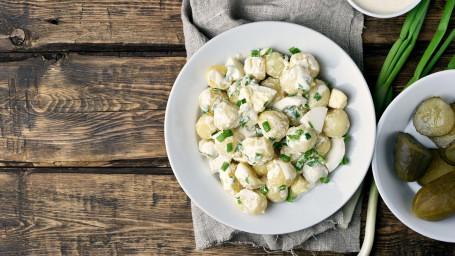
[314,92,322,101]
[279,185,286,191]
[273,141,283,149]
[237,98,247,107]
[269,137,276,141]
[251,49,260,57]
[264,48,272,55]
[260,185,269,195]
[303,103,310,109]
[262,121,271,132]
[320,177,330,184]
[235,196,242,204]
[221,162,229,171]
[226,143,233,152]
[324,80,331,86]
[286,187,294,202]
[306,158,318,167]
[201,109,208,114]
[343,135,350,141]
[280,154,291,162]
[255,153,262,159]
[216,129,233,142]
[287,93,297,97]
[240,116,249,127]
[289,47,301,54]
[263,101,269,107]
[245,176,249,184]
[308,121,314,130]
[303,94,309,99]
[304,132,312,140]
[292,110,301,119]
[211,130,219,136]
[340,156,348,165]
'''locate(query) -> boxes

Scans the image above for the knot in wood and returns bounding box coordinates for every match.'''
[10,29,25,45]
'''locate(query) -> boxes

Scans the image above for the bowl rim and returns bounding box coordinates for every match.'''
[165,21,376,234]
[346,0,422,18]
[373,69,455,243]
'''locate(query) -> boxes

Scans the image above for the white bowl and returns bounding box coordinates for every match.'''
[165,21,376,234]
[347,0,421,18]
[373,70,455,242]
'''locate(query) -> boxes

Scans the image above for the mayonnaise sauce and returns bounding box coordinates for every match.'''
[353,0,418,14]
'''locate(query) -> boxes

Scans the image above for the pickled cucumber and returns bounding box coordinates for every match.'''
[394,132,432,182]
[440,141,455,166]
[413,97,455,137]
[418,150,455,186]
[412,171,455,221]
[430,103,455,148]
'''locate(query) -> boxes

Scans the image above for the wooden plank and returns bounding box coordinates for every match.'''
[0,0,453,52]
[0,171,453,255]
[0,54,185,165]
[0,0,184,52]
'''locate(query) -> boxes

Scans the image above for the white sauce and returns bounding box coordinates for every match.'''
[353,0,417,14]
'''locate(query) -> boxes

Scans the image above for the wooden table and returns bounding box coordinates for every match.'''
[0,1,454,255]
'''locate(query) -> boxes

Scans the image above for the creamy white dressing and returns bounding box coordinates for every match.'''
[207,68,230,89]
[277,159,296,180]
[244,57,266,80]
[225,57,245,81]
[282,65,312,92]
[353,0,417,14]
[199,139,218,157]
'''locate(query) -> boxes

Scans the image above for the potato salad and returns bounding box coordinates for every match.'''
[195,47,350,215]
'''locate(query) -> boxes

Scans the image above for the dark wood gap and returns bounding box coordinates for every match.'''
[0,167,174,175]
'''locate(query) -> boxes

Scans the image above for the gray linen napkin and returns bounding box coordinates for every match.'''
[181,0,365,252]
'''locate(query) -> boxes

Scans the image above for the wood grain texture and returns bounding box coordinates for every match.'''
[0,171,453,256]
[0,0,453,52]
[0,0,184,52]
[0,54,184,165]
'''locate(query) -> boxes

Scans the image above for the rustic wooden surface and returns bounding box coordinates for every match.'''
[0,0,454,255]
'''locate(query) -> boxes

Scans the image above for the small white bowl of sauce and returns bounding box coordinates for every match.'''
[347,0,421,18]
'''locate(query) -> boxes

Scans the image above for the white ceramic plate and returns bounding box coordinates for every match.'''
[373,70,455,242]
[165,21,376,234]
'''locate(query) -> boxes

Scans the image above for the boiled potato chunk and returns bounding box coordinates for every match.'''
[234,189,268,215]
[258,110,289,141]
[213,101,240,130]
[289,52,320,78]
[261,77,285,104]
[198,139,218,157]
[322,109,350,138]
[418,150,455,186]
[302,162,329,184]
[235,162,265,189]
[286,126,317,153]
[290,175,311,199]
[252,164,269,177]
[280,65,312,94]
[244,56,266,81]
[394,132,432,182]
[206,65,230,89]
[307,80,330,108]
[412,171,455,221]
[219,163,243,195]
[265,51,289,78]
[328,88,347,109]
[241,136,274,165]
[198,87,227,114]
[266,159,297,187]
[262,177,288,203]
[196,114,217,139]
[315,133,331,156]
[413,97,455,137]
